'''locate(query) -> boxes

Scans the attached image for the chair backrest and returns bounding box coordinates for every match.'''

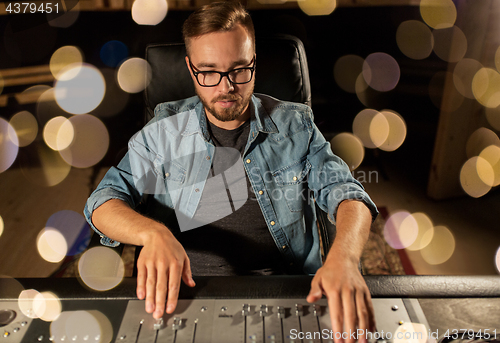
[144,34,311,122]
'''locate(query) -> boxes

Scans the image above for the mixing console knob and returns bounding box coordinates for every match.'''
[295,304,303,317]
[259,305,269,317]
[171,317,181,331]
[313,304,319,317]
[242,304,250,317]
[154,318,164,331]
[276,306,285,319]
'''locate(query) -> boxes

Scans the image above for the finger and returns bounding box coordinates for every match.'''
[364,291,377,332]
[153,264,168,319]
[355,290,370,343]
[145,264,157,314]
[328,291,344,343]
[181,255,196,287]
[136,264,146,300]
[341,287,357,343]
[307,278,323,303]
[166,260,182,314]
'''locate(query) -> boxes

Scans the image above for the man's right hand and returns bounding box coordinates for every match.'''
[91,199,196,319]
[136,228,196,319]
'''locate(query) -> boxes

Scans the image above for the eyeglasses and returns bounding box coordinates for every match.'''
[188,56,256,87]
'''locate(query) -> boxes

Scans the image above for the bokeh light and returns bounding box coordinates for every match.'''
[0,275,25,298]
[378,110,407,152]
[355,73,371,106]
[131,0,168,25]
[429,71,464,112]
[43,116,74,151]
[78,247,125,291]
[91,69,130,118]
[432,26,467,63]
[453,58,483,99]
[0,118,19,173]
[420,0,457,29]
[117,58,152,93]
[36,88,70,127]
[18,289,41,318]
[396,20,434,60]
[298,0,336,16]
[33,292,62,322]
[9,111,38,147]
[460,156,492,198]
[100,40,129,68]
[420,225,455,265]
[496,46,500,74]
[19,142,72,187]
[17,84,51,106]
[485,106,500,131]
[37,228,68,263]
[45,211,91,256]
[58,114,109,168]
[466,127,500,159]
[406,213,434,252]
[384,211,418,250]
[330,133,365,170]
[479,145,500,187]
[395,322,428,343]
[496,247,500,274]
[50,46,84,80]
[50,310,113,343]
[353,109,389,149]
[334,55,364,94]
[0,215,4,238]
[472,68,500,108]
[362,53,400,92]
[54,64,106,115]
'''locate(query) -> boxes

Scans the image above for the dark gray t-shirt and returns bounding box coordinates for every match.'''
[177,118,285,276]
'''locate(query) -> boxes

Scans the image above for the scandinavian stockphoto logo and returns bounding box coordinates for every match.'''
[128,114,248,232]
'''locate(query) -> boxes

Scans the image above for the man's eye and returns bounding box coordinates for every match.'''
[201,71,217,76]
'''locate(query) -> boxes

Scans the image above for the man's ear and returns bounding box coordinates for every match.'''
[185,56,196,82]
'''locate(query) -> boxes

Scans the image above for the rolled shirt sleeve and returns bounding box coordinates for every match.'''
[305,109,378,224]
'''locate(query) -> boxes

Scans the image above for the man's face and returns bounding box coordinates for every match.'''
[186,24,255,123]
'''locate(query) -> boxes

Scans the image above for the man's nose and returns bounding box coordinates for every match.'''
[218,75,234,92]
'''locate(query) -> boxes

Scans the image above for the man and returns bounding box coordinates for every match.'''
[84,1,378,341]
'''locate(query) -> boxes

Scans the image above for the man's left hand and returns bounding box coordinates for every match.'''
[307,258,376,343]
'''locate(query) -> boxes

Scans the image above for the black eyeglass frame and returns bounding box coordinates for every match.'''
[188,55,256,87]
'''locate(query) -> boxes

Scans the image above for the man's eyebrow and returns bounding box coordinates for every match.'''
[195,59,252,69]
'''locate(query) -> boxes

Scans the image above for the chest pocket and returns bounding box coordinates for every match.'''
[154,157,186,205]
[273,158,312,212]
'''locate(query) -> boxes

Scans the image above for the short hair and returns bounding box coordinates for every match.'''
[182,1,255,57]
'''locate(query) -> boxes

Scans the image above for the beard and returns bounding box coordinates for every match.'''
[196,84,254,122]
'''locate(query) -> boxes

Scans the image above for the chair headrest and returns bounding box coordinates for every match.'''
[144,34,311,122]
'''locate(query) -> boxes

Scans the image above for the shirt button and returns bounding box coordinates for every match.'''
[246,159,251,164]
[195,188,200,192]
[206,156,210,160]
[282,245,287,250]
[165,172,170,177]
[270,221,275,226]
[292,176,298,181]
[258,190,263,195]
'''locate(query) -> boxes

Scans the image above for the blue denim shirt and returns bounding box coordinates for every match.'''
[84,94,378,274]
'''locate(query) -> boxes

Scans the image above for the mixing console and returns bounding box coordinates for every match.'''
[0,298,429,343]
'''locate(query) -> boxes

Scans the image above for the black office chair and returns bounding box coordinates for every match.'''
[142,34,336,265]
